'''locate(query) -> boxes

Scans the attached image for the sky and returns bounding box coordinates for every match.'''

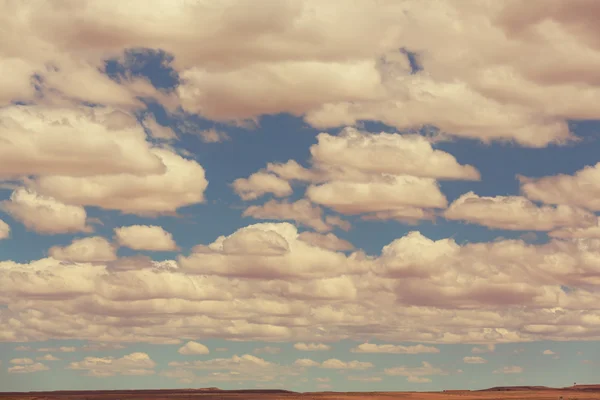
[0,0,600,393]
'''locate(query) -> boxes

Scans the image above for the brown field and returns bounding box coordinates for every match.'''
[2,387,600,400]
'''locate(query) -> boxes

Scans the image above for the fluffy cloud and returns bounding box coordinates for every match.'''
[0,105,164,179]
[178,341,210,355]
[550,218,600,239]
[350,343,440,354]
[10,358,34,365]
[463,356,487,364]
[232,172,293,201]
[67,352,156,377]
[0,219,9,240]
[5,0,600,149]
[243,199,333,232]
[29,148,208,216]
[543,349,556,355]
[1,188,92,234]
[114,225,179,251]
[293,342,331,351]
[8,363,49,374]
[326,359,372,370]
[493,365,524,374]
[37,354,60,361]
[308,128,480,181]
[4,223,600,346]
[445,192,596,231]
[49,236,116,263]
[347,376,383,382]
[520,163,600,210]
[196,128,230,143]
[297,232,354,251]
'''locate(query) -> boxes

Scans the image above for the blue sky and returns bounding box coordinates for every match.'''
[1,0,600,393]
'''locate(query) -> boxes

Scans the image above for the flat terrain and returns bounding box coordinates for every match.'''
[2,387,600,400]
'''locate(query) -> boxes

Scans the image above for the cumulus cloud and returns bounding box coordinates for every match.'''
[297,232,354,251]
[8,363,49,374]
[29,148,208,216]
[67,352,156,377]
[520,163,600,210]
[445,192,596,231]
[178,341,210,355]
[37,354,60,361]
[49,236,117,263]
[0,219,10,240]
[350,343,440,354]
[10,358,34,365]
[347,376,383,382]
[232,172,293,201]
[0,105,164,179]
[1,188,92,234]
[543,349,556,355]
[4,223,600,346]
[243,199,333,232]
[293,342,331,351]
[550,218,600,239]
[298,358,373,370]
[114,225,179,251]
[463,356,487,364]
[196,128,231,143]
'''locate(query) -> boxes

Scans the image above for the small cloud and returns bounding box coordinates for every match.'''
[294,358,321,368]
[463,356,487,364]
[10,358,34,365]
[197,128,231,143]
[215,347,228,352]
[14,346,31,351]
[37,354,60,361]
[178,341,210,355]
[351,343,439,354]
[407,376,431,383]
[543,349,555,355]
[316,377,330,382]
[8,363,49,374]
[347,376,383,382]
[294,342,331,352]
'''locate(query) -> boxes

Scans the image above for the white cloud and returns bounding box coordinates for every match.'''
[0,105,164,179]
[178,341,210,355]
[543,349,556,355]
[67,352,156,377]
[243,199,332,232]
[196,128,231,143]
[1,188,92,234]
[37,346,76,353]
[8,362,49,374]
[49,236,116,263]
[297,232,354,251]
[351,343,439,354]
[463,356,487,364]
[293,342,331,352]
[114,225,179,251]
[347,376,383,382]
[10,358,34,365]
[493,365,524,374]
[550,218,600,239]
[294,358,321,368]
[37,354,60,361]
[29,148,208,216]
[0,219,9,240]
[232,172,293,201]
[445,192,596,231]
[320,359,373,370]
[520,163,600,211]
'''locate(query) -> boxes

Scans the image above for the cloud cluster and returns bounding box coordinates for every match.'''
[0,222,600,347]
